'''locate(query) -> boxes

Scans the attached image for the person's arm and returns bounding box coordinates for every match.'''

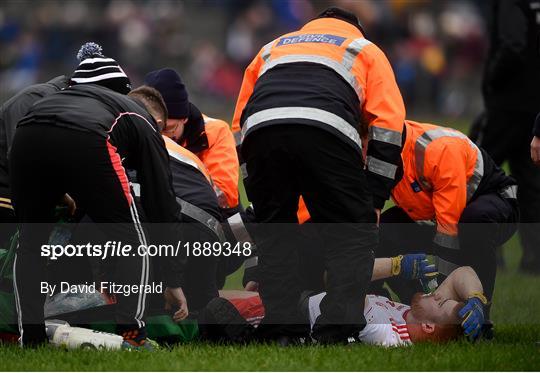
[231,49,266,133]
[435,266,483,302]
[424,140,469,251]
[435,266,488,341]
[372,254,437,281]
[372,257,393,281]
[202,121,240,209]
[357,44,406,210]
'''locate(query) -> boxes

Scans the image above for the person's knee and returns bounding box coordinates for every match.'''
[380,207,410,224]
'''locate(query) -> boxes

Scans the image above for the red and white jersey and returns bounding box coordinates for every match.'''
[308,293,412,347]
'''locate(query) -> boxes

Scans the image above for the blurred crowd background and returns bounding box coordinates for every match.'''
[0,0,488,123]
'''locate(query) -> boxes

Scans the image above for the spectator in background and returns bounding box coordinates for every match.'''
[0,0,489,121]
[474,0,540,275]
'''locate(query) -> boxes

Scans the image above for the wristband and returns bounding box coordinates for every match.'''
[391,255,403,276]
[468,292,488,305]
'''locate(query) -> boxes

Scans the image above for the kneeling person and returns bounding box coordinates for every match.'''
[378,120,518,305]
[128,86,222,313]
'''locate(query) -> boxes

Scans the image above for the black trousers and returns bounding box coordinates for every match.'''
[476,109,540,270]
[0,202,16,249]
[132,196,219,314]
[181,217,219,313]
[242,125,377,341]
[376,193,518,304]
[10,125,150,345]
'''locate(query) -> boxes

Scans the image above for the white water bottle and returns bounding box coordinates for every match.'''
[45,320,123,350]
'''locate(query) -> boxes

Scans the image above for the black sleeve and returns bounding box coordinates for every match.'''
[366,139,404,209]
[110,114,185,288]
[110,114,179,222]
[4,89,54,155]
[486,0,529,88]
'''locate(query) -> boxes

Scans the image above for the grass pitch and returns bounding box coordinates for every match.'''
[1,120,539,371]
[1,235,539,371]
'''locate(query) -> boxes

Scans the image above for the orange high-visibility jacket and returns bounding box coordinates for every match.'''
[195,115,239,209]
[391,120,484,250]
[232,17,405,208]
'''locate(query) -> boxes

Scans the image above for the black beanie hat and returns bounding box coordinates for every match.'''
[144,68,190,119]
[316,7,365,34]
[70,42,132,94]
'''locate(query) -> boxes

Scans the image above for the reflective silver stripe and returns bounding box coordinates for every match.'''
[259,54,362,99]
[366,156,397,179]
[227,212,256,245]
[261,40,274,62]
[240,163,248,180]
[433,231,460,250]
[233,131,242,146]
[435,256,460,276]
[168,149,203,174]
[414,128,483,200]
[129,199,149,329]
[242,106,362,149]
[203,115,217,124]
[415,219,436,227]
[369,126,402,147]
[467,149,484,201]
[342,38,372,70]
[131,182,141,197]
[500,184,518,199]
[177,197,225,241]
[13,252,23,346]
[244,256,258,269]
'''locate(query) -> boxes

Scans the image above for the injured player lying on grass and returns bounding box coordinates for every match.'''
[2,255,484,348]
[220,264,488,346]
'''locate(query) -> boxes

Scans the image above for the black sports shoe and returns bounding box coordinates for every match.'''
[119,326,155,351]
[198,297,255,344]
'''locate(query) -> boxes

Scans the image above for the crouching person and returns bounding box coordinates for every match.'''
[376,120,518,313]
[128,86,222,314]
[10,43,186,349]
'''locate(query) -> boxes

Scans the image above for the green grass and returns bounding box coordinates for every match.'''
[1,234,538,371]
[0,331,538,371]
[1,118,539,371]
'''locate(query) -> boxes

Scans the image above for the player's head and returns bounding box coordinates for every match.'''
[406,292,462,343]
[70,42,132,94]
[128,85,168,132]
[144,68,189,142]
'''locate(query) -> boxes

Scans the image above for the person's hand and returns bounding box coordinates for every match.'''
[164,286,188,322]
[392,253,438,281]
[244,281,259,292]
[458,293,488,341]
[62,193,77,216]
[531,136,540,166]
